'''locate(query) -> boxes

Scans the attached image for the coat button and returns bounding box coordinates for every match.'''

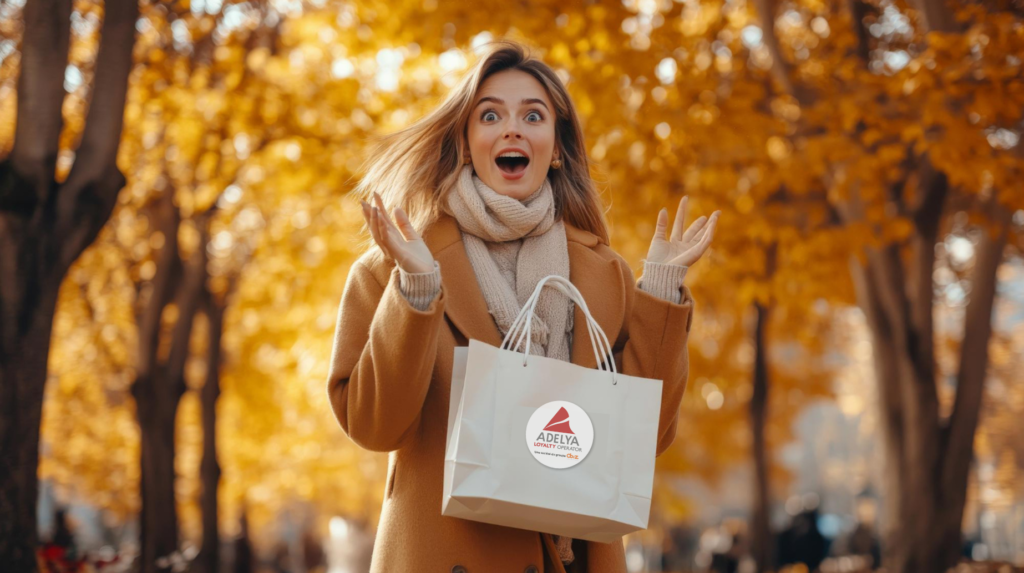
[525,567,539,573]
[451,567,467,573]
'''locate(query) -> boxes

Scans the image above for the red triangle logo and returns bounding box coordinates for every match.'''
[542,406,574,434]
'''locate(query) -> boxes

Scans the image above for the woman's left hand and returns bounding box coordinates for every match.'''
[646,196,720,267]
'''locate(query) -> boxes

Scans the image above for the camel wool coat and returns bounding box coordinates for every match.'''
[327,212,695,573]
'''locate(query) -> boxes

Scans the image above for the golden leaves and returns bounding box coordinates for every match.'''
[22,0,1023,538]
[766,136,792,162]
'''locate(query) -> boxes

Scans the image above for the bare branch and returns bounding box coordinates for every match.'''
[941,203,1011,489]
[751,0,814,106]
[56,0,140,269]
[844,0,875,64]
[3,0,73,214]
[165,219,210,394]
[906,160,948,394]
[136,187,182,378]
[848,256,906,495]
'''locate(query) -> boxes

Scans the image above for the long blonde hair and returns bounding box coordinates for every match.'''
[352,40,610,251]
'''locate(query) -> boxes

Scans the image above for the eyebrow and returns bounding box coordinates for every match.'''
[474,96,550,112]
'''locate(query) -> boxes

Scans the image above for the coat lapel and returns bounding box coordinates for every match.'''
[565,227,625,370]
[423,213,625,368]
[425,214,504,348]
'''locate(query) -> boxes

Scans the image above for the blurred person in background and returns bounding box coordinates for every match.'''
[38,507,83,573]
[233,512,254,573]
[776,508,828,571]
[830,495,881,568]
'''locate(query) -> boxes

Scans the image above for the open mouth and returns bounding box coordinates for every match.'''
[495,155,530,175]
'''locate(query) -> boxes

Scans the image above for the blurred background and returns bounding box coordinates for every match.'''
[1,0,1022,572]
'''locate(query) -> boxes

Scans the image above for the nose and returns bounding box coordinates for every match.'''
[502,119,524,140]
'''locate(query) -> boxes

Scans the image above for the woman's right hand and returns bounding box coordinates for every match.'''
[361,192,436,274]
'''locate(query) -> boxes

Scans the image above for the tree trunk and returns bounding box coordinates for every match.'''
[196,284,226,573]
[134,370,186,573]
[748,0,978,568]
[848,169,1009,572]
[132,189,213,572]
[750,301,773,572]
[0,283,61,571]
[0,1,137,569]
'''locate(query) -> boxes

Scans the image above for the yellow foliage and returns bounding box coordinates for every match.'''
[23,0,1022,540]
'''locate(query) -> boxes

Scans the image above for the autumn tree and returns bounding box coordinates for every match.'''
[118,4,288,569]
[38,0,394,562]
[0,0,138,568]
[619,0,1024,569]
[750,3,1019,571]
[27,5,1018,572]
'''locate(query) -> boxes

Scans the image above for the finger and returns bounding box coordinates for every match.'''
[375,206,391,247]
[360,200,372,229]
[368,206,384,252]
[654,208,669,241]
[682,215,708,243]
[708,211,720,239]
[373,192,401,235]
[381,214,411,268]
[692,218,711,243]
[681,213,719,263]
[696,213,719,251]
[372,193,390,227]
[670,196,688,242]
[394,207,421,242]
[370,207,393,258]
[363,205,384,252]
[362,200,375,237]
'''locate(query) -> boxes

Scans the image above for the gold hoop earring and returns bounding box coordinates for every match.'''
[551,158,562,169]
[463,154,472,165]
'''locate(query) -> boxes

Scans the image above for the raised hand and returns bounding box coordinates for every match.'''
[646,196,720,268]
[360,192,436,274]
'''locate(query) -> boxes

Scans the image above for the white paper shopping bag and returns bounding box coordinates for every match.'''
[442,275,664,543]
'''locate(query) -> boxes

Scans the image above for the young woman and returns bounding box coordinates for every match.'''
[327,40,719,573]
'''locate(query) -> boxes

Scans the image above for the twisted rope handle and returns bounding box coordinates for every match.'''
[500,275,618,382]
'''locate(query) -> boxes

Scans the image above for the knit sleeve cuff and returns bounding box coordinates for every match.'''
[399,260,442,312]
[637,260,688,305]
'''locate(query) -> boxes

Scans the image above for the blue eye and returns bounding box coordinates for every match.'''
[480,109,544,122]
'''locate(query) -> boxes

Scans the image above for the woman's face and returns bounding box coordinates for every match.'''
[466,69,558,200]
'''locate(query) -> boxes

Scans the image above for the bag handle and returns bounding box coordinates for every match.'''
[502,275,615,379]
[502,276,607,369]
[500,275,618,383]
[506,278,609,375]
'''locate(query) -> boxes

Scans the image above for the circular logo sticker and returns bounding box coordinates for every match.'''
[525,401,594,469]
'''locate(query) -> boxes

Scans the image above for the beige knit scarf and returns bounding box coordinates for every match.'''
[446,164,574,361]
[445,163,576,564]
